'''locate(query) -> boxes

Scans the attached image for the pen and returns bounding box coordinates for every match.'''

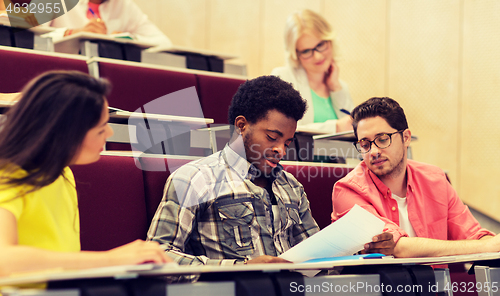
[88,7,101,22]
[340,108,351,116]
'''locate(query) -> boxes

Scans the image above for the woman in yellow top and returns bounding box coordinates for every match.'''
[272,9,354,133]
[0,71,171,276]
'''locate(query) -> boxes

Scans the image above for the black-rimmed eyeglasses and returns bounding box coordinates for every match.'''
[354,130,405,154]
[296,40,330,59]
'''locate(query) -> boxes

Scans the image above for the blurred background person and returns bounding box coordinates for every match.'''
[0,0,39,27]
[272,9,354,133]
[37,0,172,46]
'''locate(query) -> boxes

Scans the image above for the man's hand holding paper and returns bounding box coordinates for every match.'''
[279,205,394,263]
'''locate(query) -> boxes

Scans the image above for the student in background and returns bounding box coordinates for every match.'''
[272,9,354,133]
[37,0,171,46]
[147,76,393,266]
[0,0,38,27]
[332,97,500,257]
[0,71,171,276]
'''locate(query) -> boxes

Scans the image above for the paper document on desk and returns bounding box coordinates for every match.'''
[279,204,385,263]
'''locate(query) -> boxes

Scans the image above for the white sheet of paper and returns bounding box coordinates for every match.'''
[279,204,385,263]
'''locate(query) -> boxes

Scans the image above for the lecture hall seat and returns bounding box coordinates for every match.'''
[196,74,245,124]
[94,59,200,115]
[0,46,89,93]
[71,155,149,251]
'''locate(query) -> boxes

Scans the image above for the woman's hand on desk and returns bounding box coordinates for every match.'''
[68,19,107,36]
[105,239,173,265]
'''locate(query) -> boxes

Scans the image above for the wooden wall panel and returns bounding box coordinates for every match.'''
[387,0,461,186]
[207,0,262,77]
[133,0,208,49]
[324,0,387,105]
[460,0,500,217]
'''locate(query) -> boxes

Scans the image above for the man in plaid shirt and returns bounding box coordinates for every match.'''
[148,76,392,265]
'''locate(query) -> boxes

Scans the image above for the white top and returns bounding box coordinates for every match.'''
[35,0,172,46]
[391,193,417,237]
[271,65,355,133]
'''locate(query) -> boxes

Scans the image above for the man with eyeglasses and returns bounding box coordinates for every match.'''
[332,97,500,258]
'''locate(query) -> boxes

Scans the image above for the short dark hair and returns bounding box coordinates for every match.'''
[0,71,111,190]
[228,75,307,127]
[351,97,409,139]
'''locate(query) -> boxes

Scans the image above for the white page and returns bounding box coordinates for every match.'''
[279,204,385,263]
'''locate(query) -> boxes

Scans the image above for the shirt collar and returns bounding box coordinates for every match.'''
[222,144,283,181]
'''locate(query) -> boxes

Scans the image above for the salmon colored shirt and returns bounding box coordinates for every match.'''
[332,160,494,243]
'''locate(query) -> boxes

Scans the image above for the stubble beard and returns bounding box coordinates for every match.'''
[374,148,406,181]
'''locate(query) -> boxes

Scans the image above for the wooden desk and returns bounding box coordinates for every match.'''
[108,110,214,156]
[52,32,155,56]
[0,255,473,296]
[0,17,55,51]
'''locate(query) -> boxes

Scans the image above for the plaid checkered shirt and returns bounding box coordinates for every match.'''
[147,144,319,265]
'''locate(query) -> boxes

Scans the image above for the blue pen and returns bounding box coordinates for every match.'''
[88,7,97,18]
[340,108,351,116]
[88,7,101,22]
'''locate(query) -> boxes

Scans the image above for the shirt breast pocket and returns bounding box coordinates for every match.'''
[216,198,255,255]
[283,203,302,230]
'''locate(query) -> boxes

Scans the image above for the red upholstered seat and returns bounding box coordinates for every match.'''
[0,47,89,93]
[138,157,194,224]
[282,163,353,229]
[97,61,199,114]
[196,74,245,124]
[71,155,148,251]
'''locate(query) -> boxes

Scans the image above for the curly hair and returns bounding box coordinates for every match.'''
[351,97,409,139]
[228,75,307,127]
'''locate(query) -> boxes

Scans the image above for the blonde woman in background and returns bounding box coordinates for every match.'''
[272,9,354,133]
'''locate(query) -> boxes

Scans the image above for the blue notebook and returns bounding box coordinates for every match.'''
[303,253,386,264]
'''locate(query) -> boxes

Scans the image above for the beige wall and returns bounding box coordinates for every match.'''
[134,0,500,221]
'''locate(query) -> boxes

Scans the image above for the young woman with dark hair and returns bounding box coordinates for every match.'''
[0,71,171,276]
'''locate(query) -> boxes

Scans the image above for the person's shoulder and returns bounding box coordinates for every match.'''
[281,169,302,186]
[0,165,27,185]
[62,167,76,186]
[333,162,374,192]
[170,152,223,179]
[407,159,448,183]
[339,162,368,182]
[407,160,445,175]
[270,65,298,82]
[0,165,28,203]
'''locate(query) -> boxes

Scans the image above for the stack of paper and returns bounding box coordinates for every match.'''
[280,204,385,263]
